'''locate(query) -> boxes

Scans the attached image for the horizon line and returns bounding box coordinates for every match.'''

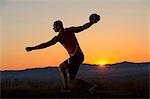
[1,61,150,71]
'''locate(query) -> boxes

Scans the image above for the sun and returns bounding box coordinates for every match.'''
[99,62,106,66]
[97,60,108,66]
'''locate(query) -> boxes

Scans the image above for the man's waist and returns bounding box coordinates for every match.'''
[69,49,83,56]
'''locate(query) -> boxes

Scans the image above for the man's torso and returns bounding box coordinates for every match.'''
[57,28,82,55]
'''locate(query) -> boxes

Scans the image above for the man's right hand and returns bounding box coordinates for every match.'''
[26,47,33,52]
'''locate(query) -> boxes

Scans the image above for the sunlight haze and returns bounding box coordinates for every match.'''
[1,0,149,70]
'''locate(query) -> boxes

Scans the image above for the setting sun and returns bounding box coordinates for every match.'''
[97,60,108,66]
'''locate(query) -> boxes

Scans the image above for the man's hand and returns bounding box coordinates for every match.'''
[26,47,33,52]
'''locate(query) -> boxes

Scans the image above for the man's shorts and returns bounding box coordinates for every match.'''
[64,51,84,75]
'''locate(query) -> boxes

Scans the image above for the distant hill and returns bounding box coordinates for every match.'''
[1,62,149,81]
[106,61,150,68]
[1,62,149,98]
[84,61,150,66]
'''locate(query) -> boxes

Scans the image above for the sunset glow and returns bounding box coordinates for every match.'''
[96,60,108,66]
[1,0,149,70]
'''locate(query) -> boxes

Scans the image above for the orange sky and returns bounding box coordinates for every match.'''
[1,0,150,70]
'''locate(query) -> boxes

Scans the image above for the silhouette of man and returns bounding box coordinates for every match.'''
[26,14,99,93]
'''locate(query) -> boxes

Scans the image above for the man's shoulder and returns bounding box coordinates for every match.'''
[64,27,74,32]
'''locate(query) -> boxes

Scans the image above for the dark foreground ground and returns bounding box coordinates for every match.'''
[1,62,150,98]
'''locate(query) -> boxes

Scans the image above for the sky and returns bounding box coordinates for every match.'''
[1,0,150,70]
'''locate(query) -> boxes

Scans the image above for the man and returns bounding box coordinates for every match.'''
[26,14,100,93]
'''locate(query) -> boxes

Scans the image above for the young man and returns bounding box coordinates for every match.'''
[26,14,100,93]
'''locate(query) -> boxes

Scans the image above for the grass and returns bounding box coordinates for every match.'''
[1,77,149,98]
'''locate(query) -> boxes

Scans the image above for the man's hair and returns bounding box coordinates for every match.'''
[54,20,63,27]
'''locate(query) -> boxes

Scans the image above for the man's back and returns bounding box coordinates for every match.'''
[58,27,82,55]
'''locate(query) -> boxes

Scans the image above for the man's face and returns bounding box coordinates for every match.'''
[53,24,60,32]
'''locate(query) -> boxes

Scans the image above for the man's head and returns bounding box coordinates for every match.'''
[53,20,63,32]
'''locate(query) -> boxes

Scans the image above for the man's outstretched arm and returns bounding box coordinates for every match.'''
[26,36,59,52]
[70,22,94,33]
